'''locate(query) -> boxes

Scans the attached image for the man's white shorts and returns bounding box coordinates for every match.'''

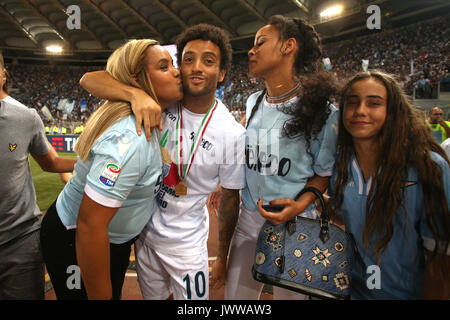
[135,237,209,300]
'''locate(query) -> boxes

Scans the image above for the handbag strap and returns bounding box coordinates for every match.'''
[293,186,329,223]
[293,186,330,243]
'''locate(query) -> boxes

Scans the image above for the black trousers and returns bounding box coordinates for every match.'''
[40,200,135,300]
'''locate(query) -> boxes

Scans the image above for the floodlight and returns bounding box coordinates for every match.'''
[320,5,343,18]
[46,45,63,53]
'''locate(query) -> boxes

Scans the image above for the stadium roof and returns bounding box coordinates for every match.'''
[1,0,449,63]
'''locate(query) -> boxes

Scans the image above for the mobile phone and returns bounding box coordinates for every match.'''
[262,204,285,212]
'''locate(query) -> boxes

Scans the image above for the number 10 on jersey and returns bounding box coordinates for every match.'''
[182,271,206,300]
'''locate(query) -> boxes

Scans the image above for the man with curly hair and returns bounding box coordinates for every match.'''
[80,24,245,300]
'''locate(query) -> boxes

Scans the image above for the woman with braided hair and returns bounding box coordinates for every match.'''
[222,15,340,300]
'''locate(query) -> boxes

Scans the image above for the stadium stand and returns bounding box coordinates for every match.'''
[5,14,449,125]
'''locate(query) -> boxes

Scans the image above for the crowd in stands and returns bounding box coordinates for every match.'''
[7,63,103,130]
[5,14,449,126]
[322,13,450,99]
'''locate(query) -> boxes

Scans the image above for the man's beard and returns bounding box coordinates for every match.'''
[182,82,215,97]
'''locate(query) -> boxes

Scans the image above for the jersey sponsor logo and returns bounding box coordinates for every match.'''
[9,143,17,152]
[245,145,291,177]
[164,109,177,122]
[189,131,214,152]
[99,162,121,187]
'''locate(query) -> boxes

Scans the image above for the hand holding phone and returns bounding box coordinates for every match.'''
[262,204,285,213]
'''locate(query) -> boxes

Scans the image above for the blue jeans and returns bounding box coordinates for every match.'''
[0,229,45,299]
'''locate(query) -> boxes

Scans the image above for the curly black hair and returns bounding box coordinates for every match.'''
[246,15,339,157]
[175,23,232,87]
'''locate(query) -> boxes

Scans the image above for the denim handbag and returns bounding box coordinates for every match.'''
[252,187,355,300]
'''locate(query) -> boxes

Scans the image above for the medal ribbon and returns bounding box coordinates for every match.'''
[175,99,218,180]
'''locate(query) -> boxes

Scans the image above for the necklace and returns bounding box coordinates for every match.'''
[266,81,301,102]
[174,99,218,196]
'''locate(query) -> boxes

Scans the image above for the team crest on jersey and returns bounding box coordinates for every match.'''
[99,162,121,187]
[9,143,17,152]
[161,147,180,187]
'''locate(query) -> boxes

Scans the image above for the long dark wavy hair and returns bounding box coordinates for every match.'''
[246,15,339,155]
[330,70,450,279]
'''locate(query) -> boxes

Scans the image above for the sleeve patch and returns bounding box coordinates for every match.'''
[99,162,122,187]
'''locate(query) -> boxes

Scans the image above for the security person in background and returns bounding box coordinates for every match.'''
[61,125,67,135]
[428,107,450,143]
[52,124,60,135]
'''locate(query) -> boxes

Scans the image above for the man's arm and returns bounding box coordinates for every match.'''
[76,193,119,300]
[210,187,240,289]
[80,71,162,140]
[32,141,76,173]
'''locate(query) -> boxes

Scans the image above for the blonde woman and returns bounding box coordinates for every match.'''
[40,39,183,300]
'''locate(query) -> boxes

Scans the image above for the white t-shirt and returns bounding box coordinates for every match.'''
[140,99,246,256]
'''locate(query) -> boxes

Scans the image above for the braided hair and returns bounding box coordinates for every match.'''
[246,15,338,156]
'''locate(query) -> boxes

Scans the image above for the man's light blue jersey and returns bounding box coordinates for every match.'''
[241,91,339,212]
[330,152,450,299]
[56,115,162,244]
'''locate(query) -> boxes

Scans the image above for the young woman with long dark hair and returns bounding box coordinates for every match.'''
[329,70,450,299]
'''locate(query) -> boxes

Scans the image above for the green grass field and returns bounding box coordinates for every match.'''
[30,152,78,211]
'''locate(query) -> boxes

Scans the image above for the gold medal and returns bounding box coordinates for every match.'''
[175,181,188,196]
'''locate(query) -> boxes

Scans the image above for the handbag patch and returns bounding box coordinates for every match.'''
[334,242,344,252]
[288,269,297,278]
[264,227,283,252]
[311,247,332,268]
[274,257,282,268]
[255,252,266,265]
[293,249,302,258]
[305,269,312,282]
[333,273,350,290]
[297,233,308,242]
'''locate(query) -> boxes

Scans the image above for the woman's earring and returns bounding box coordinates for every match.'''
[282,51,287,56]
